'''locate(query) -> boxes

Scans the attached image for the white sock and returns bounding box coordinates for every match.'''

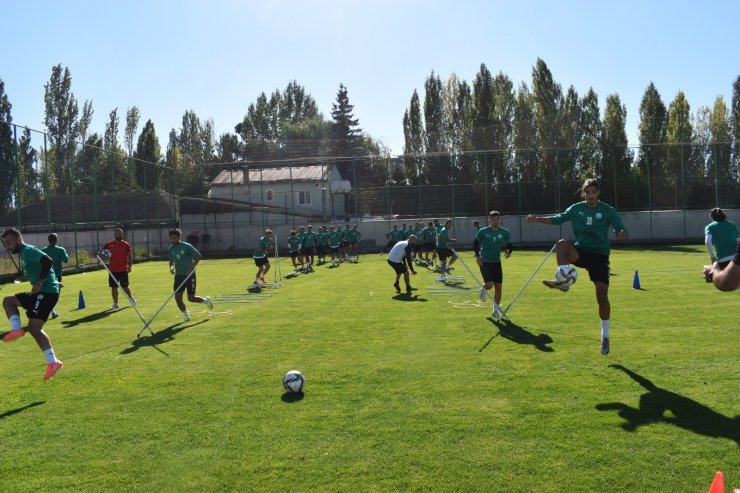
[9,314,22,331]
[601,319,610,339]
[182,310,189,317]
[43,348,58,364]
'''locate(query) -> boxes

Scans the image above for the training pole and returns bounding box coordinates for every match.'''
[451,248,498,308]
[136,268,196,338]
[97,255,151,332]
[273,233,282,283]
[500,243,556,317]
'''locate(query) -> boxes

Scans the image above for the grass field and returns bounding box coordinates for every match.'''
[0,246,737,492]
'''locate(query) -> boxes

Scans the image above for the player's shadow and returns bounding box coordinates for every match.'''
[392,293,428,302]
[483,317,554,352]
[0,401,44,420]
[596,364,739,446]
[61,308,128,328]
[281,392,305,403]
[120,319,209,355]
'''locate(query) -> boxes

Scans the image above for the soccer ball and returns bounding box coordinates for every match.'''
[555,266,578,288]
[283,370,305,394]
[99,248,112,260]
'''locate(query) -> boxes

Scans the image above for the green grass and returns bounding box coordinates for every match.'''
[0,246,737,492]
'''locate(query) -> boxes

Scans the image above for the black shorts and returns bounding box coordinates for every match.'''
[437,248,454,262]
[573,247,610,285]
[174,273,196,296]
[108,271,129,288]
[349,241,357,247]
[388,260,408,275]
[480,262,503,284]
[316,245,326,256]
[290,251,299,259]
[329,246,340,254]
[17,292,60,322]
[412,244,421,253]
[423,243,435,252]
[254,257,269,268]
[342,240,350,248]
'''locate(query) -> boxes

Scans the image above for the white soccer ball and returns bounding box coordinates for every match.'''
[556,266,578,288]
[99,248,112,260]
[283,370,305,394]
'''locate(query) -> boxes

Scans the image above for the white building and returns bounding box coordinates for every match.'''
[209,165,351,220]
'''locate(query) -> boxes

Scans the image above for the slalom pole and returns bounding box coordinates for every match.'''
[136,268,196,338]
[97,255,150,330]
[500,243,556,317]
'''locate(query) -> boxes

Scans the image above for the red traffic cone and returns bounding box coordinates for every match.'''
[707,471,724,493]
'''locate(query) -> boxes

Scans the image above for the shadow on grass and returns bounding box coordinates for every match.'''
[61,308,129,328]
[482,317,554,352]
[0,401,44,420]
[281,392,305,403]
[596,364,739,446]
[391,293,428,302]
[120,319,209,355]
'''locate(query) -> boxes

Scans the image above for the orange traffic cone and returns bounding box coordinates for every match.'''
[708,471,724,493]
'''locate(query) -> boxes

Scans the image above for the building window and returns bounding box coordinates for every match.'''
[298,191,311,205]
[265,189,274,201]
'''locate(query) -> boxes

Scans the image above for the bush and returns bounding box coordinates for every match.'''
[74,250,91,266]
[134,247,150,259]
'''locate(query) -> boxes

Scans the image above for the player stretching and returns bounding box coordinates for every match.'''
[475,211,512,320]
[42,233,68,319]
[387,235,417,293]
[253,229,273,284]
[168,228,212,322]
[1,228,63,380]
[527,178,628,355]
[101,228,135,310]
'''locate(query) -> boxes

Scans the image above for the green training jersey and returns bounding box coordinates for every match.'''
[705,220,738,260]
[388,229,401,242]
[437,227,451,248]
[288,236,301,252]
[328,231,342,247]
[435,224,444,234]
[20,243,59,294]
[347,229,361,242]
[303,231,316,248]
[399,228,409,240]
[551,201,626,256]
[42,244,69,278]
[421,226,436,243]
[168,241,199,275]
[476,226,512,263]
[314,231,327,247]
[253,236,272,258]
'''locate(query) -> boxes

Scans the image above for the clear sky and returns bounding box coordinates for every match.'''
[2,0,738,156]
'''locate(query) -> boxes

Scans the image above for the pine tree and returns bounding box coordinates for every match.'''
[43,64,79,194]
[513,82,538,183]
[732,76,740,180]
[330,83,363,179]
[490,72,515,184]
[124,106,141,158]
[134,119,161,191]
[403,89,425,184]
[531,58,563,183]
[708,96,732,188]
[560,85,581,181]
[423,71,449,185]
[0,79,15,213]
[601,93,633,207]
[578,88,602,180]
[17,127,41,204]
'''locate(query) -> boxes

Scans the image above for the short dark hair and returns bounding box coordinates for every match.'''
[710,207,726,221]
[48,233,58,244]
[581,178,600,192]
[169,228,181,237]
[488,211,501,217]
[1,228,21,239]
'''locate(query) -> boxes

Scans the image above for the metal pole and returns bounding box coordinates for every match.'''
[260,165,265,228]
[13,125,21,229]
[43,133,51,231]
[71,140,79,268]
[93,148,100,250]
[352,160,358,223]
[484,153,488,214]
[230,168,236,251]
[713,143,719,205]
[289,164,295,227]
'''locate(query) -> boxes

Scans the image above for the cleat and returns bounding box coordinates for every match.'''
[393,282,401,293]
[406,286,413,294]
[111,303,120,310]
[51,310,59,320]
[259,276,266,283]
[3,330,26,342]
[43,361,63,381]
[601,337,610,355]
[204,297,213,310]
[542,279,569,292]
[479,287,487,303]
[183,314,191,322]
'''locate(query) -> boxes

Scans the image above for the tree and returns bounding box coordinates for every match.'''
[512,82,538,183]
[78,100,94,145]
[732,76,740,180]
[0,79,15,213]
[531,58,563,183]
[101,108,127,192]
[217,132,242,164]
[423,71,449,185]
[330,83,363,179]
[578,88,602,180]
[601,93,633,206]
[403,89,425,185]
[636,82,666,177]
[124,106,140,158]
[43,64,79,194]
[133,119,161,190]
[443,74,473,183]
[490,72,515,184]
[708,96,732,186]
[559,85,581,181]
[17,128,41,205]
[665,91,693,176]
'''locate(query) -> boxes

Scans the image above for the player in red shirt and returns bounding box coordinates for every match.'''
[100,228,135,310]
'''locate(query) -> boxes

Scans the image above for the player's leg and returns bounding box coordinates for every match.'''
[26,318,63,380]
[543,239,580,290]
[402,270,412,293]
[3,295,24,340]
[447,250,457,270]
[51,276,62,319]
[595,281,611,355]
[261,259,271,280]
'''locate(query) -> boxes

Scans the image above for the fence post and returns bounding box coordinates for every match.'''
[43,133,52,231]
[484,153,488,215]
[13,125,22,229]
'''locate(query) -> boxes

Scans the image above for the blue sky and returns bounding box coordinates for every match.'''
[2,0,738,155]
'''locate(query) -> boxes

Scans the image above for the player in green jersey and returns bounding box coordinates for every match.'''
[253,229,274,284]
[347,224,362,262]
[287,230,304,272]
[527,179,628,355]
[296,226,306,267]
[303,225,317,271]
[436,219,458,277]
[704,207,738,268]
[1,228,64,380]
[327,225,342,266]
[474,212,513,319]
[421,221,437,265]
[168,228,212,321]
[381,224,400,254]
[42,233,69,319]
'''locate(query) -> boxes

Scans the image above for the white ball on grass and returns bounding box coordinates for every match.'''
[283,370,305,394]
